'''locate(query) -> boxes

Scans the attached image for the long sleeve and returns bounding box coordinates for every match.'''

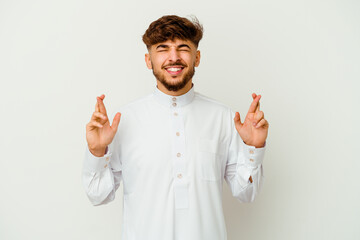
[82,131,122,206]
[224,111,265,203]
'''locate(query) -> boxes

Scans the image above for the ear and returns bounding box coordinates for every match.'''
[195,50,201,67]
[145,53,152,69]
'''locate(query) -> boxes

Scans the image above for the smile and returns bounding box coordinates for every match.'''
[164,66,184,75]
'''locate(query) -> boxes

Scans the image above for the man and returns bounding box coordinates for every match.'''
[83,15,269,240]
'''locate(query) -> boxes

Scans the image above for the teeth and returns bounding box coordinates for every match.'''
[167,67,181,72]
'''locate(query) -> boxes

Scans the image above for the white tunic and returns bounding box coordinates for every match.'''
[82,85,265,240]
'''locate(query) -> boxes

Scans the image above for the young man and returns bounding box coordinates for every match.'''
[83,15,269,240]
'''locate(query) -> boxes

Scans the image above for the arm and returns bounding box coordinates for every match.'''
[225,93,269,202]
[83,94,122,206]
[82,137,122,206]
[224,129,265,202]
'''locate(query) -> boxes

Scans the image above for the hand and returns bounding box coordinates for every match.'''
[86,94,121,157]
[234,93,269,148]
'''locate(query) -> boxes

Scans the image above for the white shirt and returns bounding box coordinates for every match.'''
[82,85,265,240]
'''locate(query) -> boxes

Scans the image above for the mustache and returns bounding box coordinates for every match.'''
[162,61,187,68]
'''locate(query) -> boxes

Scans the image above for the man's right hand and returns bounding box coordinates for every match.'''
[86,94,121,157]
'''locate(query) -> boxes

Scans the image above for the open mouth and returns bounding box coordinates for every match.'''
[164,66,185,75]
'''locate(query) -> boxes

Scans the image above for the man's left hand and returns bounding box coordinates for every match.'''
[234,93,269,148]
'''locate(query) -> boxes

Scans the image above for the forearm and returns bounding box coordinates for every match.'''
[82,145,121,205]
[225,140,265,202]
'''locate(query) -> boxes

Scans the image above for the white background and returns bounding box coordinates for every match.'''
[0,0,359,239]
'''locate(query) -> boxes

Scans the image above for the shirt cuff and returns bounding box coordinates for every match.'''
[84,145,112,172]
[241,141,266,167]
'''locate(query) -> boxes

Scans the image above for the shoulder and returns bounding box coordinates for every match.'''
[115,94,153,113]
[194,91,235,116]
[107,94,152,121]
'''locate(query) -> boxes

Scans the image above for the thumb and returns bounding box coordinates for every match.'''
[111,112,121,132]
[234,112,243,130]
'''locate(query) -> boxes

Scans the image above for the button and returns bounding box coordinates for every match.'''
[177,153,181,157]
[249,159,254,162]
[249,150,254,154]
[104,164,108,168]
[176,132,180,136]
[172,102,177,107]
[172,97,177,101]
[177,173,183,179]
[174,112,178,116]
[106,157,110,161]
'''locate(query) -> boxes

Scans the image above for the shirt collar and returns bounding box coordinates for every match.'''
[153,83,195,108]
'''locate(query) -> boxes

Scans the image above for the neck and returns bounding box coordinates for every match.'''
[156,80,193,96]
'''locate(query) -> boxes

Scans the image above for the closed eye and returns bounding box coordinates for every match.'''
[178,44,191,51]
[156,44,169,52]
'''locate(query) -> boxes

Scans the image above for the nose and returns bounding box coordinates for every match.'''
[168,48,180,62]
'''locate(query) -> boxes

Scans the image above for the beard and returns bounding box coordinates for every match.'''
[152,61,195,92]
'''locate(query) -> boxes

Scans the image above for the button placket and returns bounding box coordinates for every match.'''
[171,107,188,209]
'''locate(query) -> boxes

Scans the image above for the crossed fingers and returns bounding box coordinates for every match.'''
[91,111,108,124]
[95,94,107,114]
[247,93,261,114]
[88,94,108,129]
[249,93,268,129]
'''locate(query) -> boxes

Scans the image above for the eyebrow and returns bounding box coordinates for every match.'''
[177,44,191,49]
[155,44,191,50]
[156,44,169,49]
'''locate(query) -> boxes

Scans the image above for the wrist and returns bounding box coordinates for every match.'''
[243,141,265,148]
[89,146,107,157]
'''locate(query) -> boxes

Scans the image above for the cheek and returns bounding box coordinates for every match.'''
[178,55,192,66]
[183,53,197,65]
[152,56,167,69]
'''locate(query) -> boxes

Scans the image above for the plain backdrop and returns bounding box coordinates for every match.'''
[0,0,359,239]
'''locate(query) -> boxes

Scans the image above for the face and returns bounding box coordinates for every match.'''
[145,38,200,92]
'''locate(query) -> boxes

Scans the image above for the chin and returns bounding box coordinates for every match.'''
[153,67,194,92]
[167,78,183,84]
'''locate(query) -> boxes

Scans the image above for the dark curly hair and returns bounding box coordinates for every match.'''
[142,15,203,49]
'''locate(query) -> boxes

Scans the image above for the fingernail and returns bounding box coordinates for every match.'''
[253,122,256,126]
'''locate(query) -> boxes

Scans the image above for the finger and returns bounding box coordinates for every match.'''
[111,112,121,132]
[91,112,108,122]
[95,99,100,112]
[234,112,243,129]
[253,111,264,123]
[255,101,260,113]
[87,120,103,130]
[248,95,260,114]
[253,93,260,114]
[97,97,108,115]
[94,94,105,112]
[247,94,261,114]
[255,119,268,128]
